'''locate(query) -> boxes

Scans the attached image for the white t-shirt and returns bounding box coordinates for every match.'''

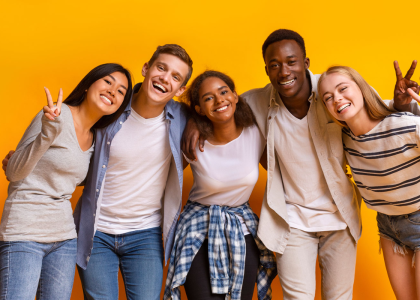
[274,98,347,232]
[97,109,172,234]
[186,125,265,235]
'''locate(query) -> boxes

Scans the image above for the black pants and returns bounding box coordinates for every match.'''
[184,234,260,300]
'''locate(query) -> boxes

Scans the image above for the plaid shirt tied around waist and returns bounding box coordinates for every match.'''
[164,201,277,300]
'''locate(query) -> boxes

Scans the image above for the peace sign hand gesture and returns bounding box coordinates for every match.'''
[43,87,63,121]
[393,60,420,111]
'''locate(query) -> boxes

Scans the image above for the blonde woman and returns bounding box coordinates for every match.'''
[318,65,420,300]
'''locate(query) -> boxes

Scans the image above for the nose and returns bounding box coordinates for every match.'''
[280,64,291,77]
[215,94,224,104]
[333,91,343,103]
[107,86,116,97]
[159,72,170,84]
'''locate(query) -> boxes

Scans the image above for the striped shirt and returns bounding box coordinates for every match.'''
[163,201,277,300]
[343,112,420,215]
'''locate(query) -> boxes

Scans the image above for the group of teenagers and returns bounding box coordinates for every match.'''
[1,28,420,300]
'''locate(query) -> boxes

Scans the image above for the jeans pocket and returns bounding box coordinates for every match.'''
[407,211,420,225]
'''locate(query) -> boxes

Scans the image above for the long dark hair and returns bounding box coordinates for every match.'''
[181,70,256,138]
[64,63,133,129]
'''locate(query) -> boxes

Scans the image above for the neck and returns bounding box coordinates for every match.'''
[346,110,383,136]
[209,119,242,145]
[131,85,166,119]
[280,76,312,119]
[69,102,102,132]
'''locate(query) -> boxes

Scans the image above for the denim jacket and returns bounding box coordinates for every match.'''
[73,83,187,269]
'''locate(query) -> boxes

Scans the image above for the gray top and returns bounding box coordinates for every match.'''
[0,104,94,243]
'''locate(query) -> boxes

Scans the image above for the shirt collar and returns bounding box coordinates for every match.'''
[269,69,318,108]
[131,82,175,120]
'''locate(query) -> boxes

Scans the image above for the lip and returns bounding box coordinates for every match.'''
[152,81,169,94]
[100,94,113,106]
[336,102,351,114]
[213,104,230,112]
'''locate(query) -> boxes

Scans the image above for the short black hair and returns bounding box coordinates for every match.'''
[262,29,306,59]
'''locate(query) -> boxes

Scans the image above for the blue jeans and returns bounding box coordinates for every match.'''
[78,227,163,300]
[377,210,420,253]
[0,238,77,300]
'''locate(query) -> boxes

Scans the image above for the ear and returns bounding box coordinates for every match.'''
[195,105,205,116]
[175,86,186,97]
[304,57,310,70]
[141,62,149,77]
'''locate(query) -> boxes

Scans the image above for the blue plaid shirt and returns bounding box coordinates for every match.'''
[164,201,277,300]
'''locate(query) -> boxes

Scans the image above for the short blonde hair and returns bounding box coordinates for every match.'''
[317,66,394,127]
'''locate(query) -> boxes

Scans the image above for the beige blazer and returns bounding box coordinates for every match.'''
[242,70,362,254]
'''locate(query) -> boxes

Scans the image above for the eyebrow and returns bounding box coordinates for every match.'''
[156,61,184,81]
[322,82,347,96]
[269,55,297,64]
[201,86,228,99]
[107,74,127,90]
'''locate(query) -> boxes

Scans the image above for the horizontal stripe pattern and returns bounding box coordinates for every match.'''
[343,112,420,215]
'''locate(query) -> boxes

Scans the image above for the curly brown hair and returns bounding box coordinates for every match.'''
[181,70,256,138]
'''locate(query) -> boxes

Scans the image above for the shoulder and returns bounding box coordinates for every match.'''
[165,99,187,118]
[383,112,420,125]
[241,83,272,103]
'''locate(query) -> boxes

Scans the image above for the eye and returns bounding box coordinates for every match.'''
[270,63,279,69]
[221,90,228,95]
[173,75,180,81]
[340,87,347,92]
[324,96,332,102]
[104,79,111,85]
[289,61,296,65]
[204,96,213,102]
[118,89,124,95]
[158,65,164,71]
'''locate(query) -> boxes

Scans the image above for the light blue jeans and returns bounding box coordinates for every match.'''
[78,227,164,300]
[0,238,77,300]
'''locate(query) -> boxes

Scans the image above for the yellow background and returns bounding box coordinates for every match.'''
[1,0,419,299]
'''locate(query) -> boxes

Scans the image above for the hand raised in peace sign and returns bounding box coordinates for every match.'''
[393,60,420,111]
[43,87,63,120]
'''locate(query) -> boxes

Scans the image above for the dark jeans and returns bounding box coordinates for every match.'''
[78,227,163,300]
[184,234,260,300]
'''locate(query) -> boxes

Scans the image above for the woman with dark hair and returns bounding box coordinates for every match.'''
[0,63,132,300]
[164,71,277,300]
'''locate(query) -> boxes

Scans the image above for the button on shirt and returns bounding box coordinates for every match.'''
[73,83,187,269]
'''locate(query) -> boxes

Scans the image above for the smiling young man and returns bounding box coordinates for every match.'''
[72,44,193,300]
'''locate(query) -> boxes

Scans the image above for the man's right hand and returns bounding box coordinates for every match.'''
[181,119,205,161]
[2,150,15,180]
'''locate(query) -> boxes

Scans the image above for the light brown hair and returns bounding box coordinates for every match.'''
[318,66,394,127]
[148,44,193,86]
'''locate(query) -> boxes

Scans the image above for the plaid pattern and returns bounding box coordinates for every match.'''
[163,201,277,300]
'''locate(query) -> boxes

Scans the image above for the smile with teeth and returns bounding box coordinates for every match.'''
[215,105,228,112]
[153,82,168,93]
[337,103,351,113]
[280,79,295,85]
[100,95,112,105]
